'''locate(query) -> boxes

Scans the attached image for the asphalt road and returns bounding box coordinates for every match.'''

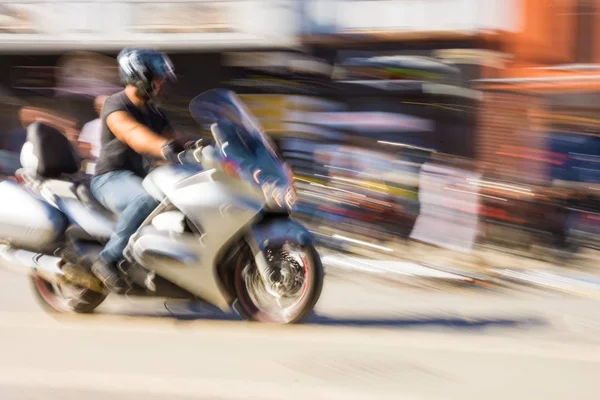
[1,268,600,399]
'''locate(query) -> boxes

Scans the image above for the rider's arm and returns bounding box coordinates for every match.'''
[106,111,169,158]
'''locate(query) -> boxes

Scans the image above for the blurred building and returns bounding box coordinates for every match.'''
[301,0,600,187]
[472,0,600,185]
[300,0,508,159]
[0,0,300,128]
[0,0,598,187]
[0,0,597,252]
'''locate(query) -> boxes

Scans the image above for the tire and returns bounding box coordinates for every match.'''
[234,242,324,324]
[30,274,107,314]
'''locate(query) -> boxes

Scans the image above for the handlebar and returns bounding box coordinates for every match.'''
[183,138,205,152]
[175,140,217,168]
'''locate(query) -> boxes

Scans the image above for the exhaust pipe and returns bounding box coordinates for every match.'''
[0,244,64,284]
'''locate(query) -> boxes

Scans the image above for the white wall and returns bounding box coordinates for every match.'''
[304,0,519,35]
[0,0,300,51]
[0,0,520,51]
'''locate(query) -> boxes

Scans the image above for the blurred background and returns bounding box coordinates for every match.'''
[2,1,600,399]
[1,0,600,293]
[0,0,599,292]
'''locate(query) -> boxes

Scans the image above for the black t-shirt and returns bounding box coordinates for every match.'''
[94,91,169,178]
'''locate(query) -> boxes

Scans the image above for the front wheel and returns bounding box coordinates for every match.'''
[30,274,107,314]
[234,242,323,324]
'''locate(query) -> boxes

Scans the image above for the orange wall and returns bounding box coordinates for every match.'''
[488,0,600,86]
[507,0,577,65]
[596,6,600,63]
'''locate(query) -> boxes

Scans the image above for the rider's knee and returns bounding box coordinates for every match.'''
[133,192,159,213]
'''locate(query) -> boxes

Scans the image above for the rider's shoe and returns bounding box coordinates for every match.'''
[91,259,127,293]
[62,263,104,293]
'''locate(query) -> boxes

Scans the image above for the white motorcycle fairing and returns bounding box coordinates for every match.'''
[124,163,266,311]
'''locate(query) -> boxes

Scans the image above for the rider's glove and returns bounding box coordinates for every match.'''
[160,139,186,163]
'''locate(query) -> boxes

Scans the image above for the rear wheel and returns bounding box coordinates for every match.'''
[30,274,107,314]
[234,242,323,324]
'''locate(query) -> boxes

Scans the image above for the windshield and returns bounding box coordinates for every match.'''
[189,89,289,186]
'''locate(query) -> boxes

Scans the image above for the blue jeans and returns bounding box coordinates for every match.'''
[91,170,159,264]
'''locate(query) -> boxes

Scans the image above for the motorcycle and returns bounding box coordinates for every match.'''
[0,89,323,324]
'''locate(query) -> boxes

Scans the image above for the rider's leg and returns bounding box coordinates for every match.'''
[90,170,159,291]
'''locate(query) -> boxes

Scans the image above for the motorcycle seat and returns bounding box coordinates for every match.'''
[40,181,117,243]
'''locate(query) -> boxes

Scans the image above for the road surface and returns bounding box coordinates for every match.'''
[0,267,599,399]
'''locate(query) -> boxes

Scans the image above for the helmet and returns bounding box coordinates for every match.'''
[117,48,176,98]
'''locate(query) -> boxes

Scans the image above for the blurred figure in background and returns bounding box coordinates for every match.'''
[22,107,78,144]
[4,107,33,151]
[0,107,77,177]
[78,95,108,174]
[0,107,30,177]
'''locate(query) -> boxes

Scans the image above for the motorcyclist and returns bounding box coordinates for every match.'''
[90,48,185,292]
